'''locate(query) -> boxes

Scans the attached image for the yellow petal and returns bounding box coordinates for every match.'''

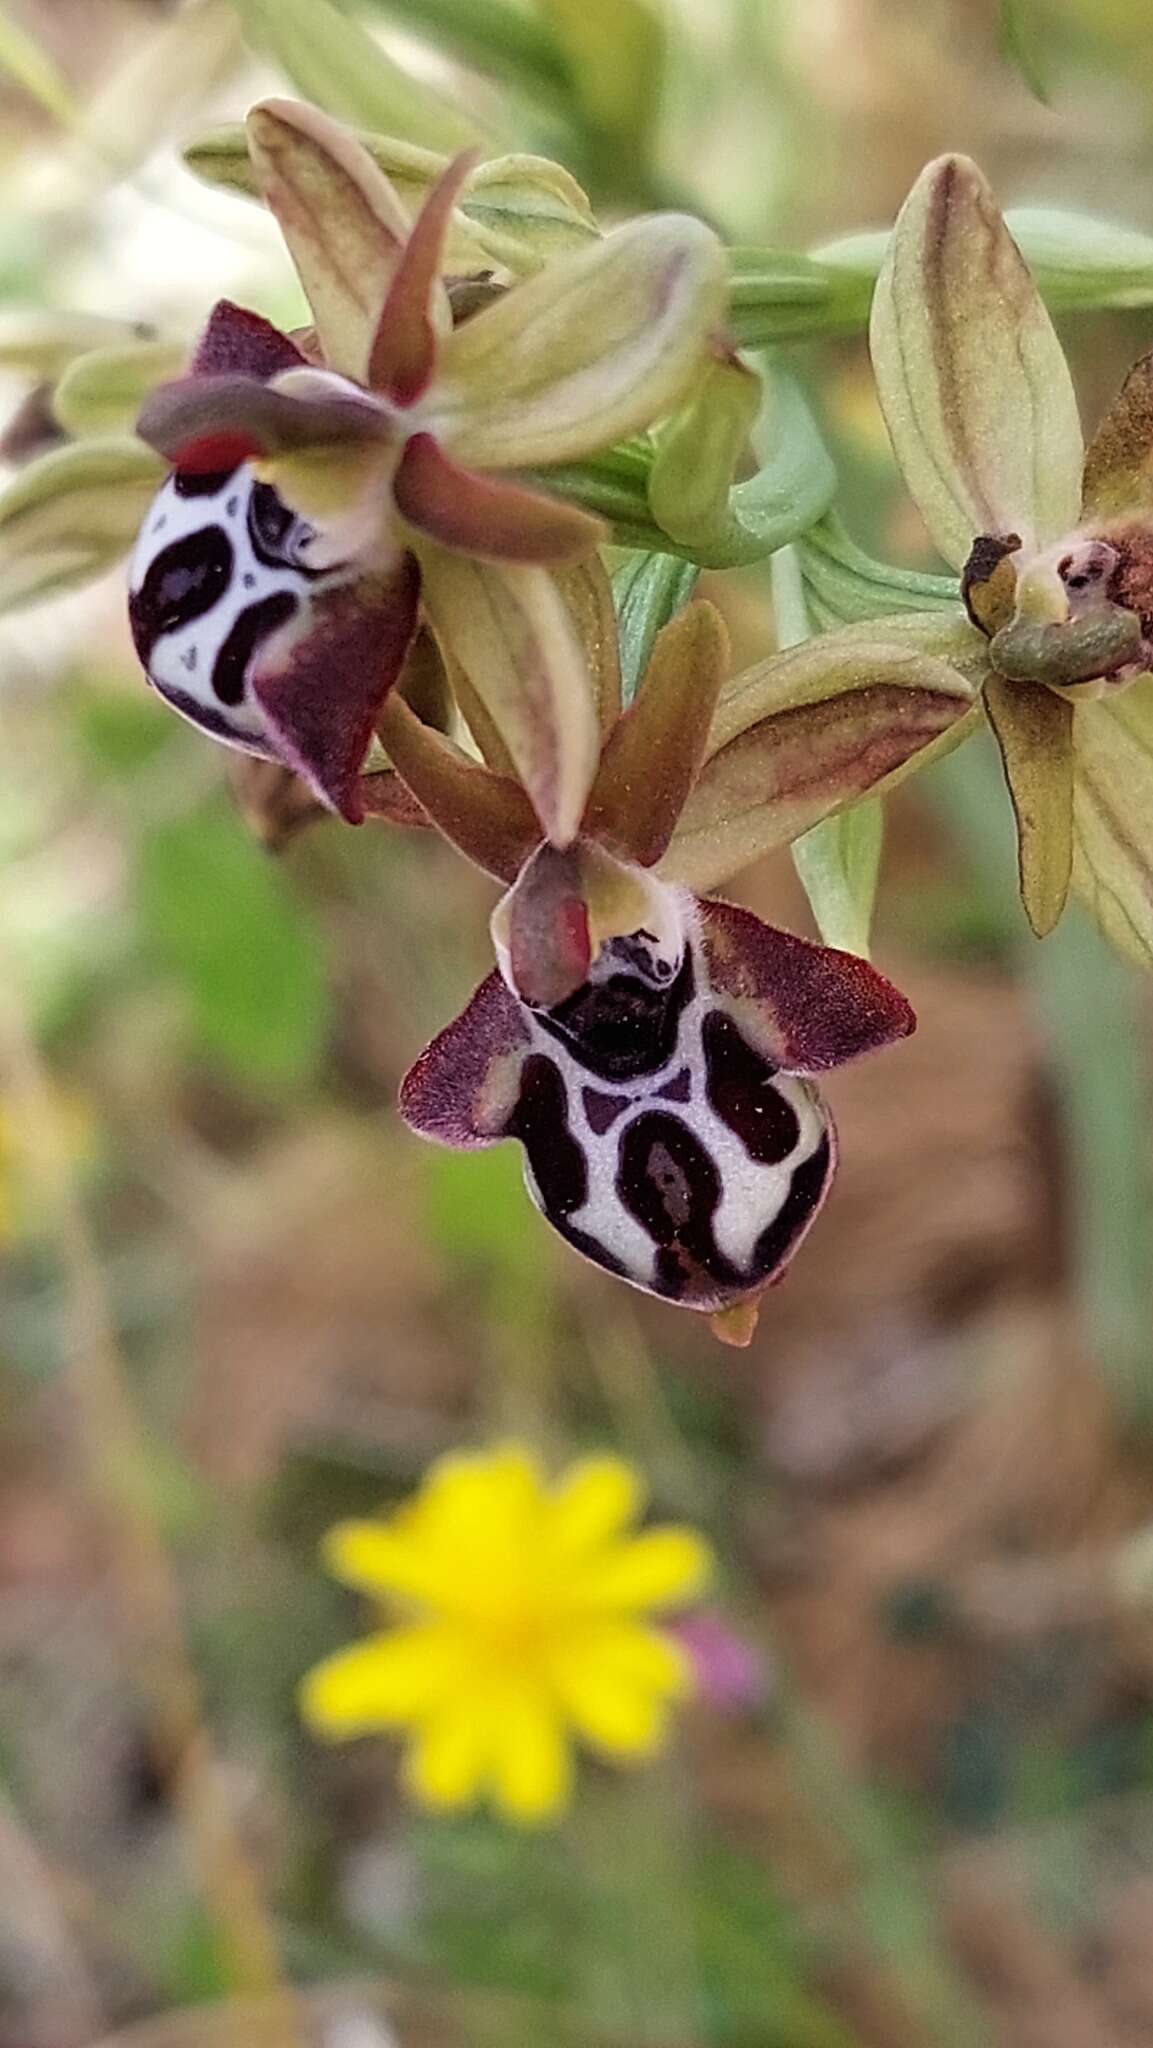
[321,1520,445,1605]
[489,1690,573,1824]
[546,1456,645,1556]
[299,1625,462,1734]
[417,1444,546,1551]
[401,1701,494,1811]
[570,1528,713,1612]
[551,1626,687,1756]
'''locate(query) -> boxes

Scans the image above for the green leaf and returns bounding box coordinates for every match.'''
[354,0,570,106]
[230,0,481,152]
[999,0,1050,105]
[0,3,73,120]
[0,436,163,613]
[136,809,330,1092]
[792,801,884,956]
[610,549,698,706]
[539,0,665,166]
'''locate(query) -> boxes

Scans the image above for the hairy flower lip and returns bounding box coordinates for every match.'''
[401,842,913,1318]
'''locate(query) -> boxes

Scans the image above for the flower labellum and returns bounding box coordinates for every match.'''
[402,842,914,1318]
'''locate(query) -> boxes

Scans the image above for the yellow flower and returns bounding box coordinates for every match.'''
[300,1443,712,1826]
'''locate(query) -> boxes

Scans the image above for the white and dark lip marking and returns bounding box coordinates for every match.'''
[497,905,832,1309]
[128,463,346,757]
[402,875,914,1314]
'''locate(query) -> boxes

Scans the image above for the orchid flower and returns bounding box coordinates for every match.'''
[381,594,976,1339]
[127,97,727,837]
[871,153,1153,967]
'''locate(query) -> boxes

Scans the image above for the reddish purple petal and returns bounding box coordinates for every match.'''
[137,374,389,469]
[394,433,605,563]
[252,555,420,823]
[698,899,915,1073]
[367,149,479,406]
[400,971,529,1145]
[504,845,591,1006]
[191,301,306,381]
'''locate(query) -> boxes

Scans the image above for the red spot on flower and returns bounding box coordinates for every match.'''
[174,431,265,475]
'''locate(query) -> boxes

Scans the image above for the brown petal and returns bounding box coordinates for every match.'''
[1082,350,1153,522]
[245,98,410,381]
[394,432,605,563]
[698,898,915,1071]
[252,555,420,821]
[358,770,434,828]
[367,150,479,405]
[583,599,728,865]
[191,300,306,380]
[375,692,540,880]
[399,971,529,1144]
[984,673,1074,936]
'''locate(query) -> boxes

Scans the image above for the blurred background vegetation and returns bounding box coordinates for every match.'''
[5,1,1153,2044]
